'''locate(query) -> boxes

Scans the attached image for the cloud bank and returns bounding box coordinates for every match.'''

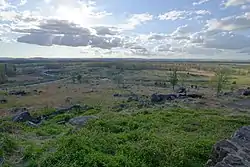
[0,0,250,59]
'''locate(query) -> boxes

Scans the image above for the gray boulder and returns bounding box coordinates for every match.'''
[113,93,122,97]
[9,90,28,96]
[178,87,186,94]
[12,111,33,122]
[187,94,203,99]
[10,107,27,113]
[69,116,98,127]
[127,96,139,102]
[0,98,7,104]
[151,93,163,102]
[26,121,40,127]
[151,93,177,103]
[206,126,250,167]
[242,90,250,96]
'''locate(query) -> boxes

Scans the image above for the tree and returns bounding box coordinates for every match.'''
[5,64,17,77]
[214,67,230,96]
[76,74,82,83]
[0,64,7,84]
[169,68,178,90]
[0,72,7,84]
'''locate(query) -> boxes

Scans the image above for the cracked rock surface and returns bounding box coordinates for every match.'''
[206,126,250,167]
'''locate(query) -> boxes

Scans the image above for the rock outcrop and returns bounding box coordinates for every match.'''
[12,111,33,122]
[150,93,203,103]
[151,93,177,103]
[12,104,92,124]
[9,90,29,96]
[242,90,250,96]
[206,126,250,167]
[0,98,7,104]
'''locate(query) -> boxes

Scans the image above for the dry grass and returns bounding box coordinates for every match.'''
[1,79,122,114]
[8,75,42,82]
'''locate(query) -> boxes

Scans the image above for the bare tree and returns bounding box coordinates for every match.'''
[169,68,178,90]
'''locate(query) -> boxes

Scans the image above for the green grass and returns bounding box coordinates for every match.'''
[2,61,250,166]
[1,107,250,167]
[230,75,250,85]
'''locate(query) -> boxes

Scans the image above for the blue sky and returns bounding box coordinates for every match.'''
[0,0,250,59]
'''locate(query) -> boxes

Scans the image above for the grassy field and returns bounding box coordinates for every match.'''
[1,60,250,167]
[1,107,250,167]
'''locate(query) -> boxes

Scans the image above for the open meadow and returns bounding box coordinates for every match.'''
[1,59,250,167]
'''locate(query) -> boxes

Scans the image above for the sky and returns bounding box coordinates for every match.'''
[0,0,250,59]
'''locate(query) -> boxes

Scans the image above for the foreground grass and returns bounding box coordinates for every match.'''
[1,107,250,167]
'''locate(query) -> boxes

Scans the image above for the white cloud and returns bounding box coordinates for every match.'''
[0,0,12,9]
[120,13,153,30]
[158,11,187,21]
[44,0,111,25]
[93,26,119,35]
[1,0,250,59]
[158,10,211,21]
[138,26,250,56]
[206,13,250,31]
[154,44,171,52]
[168,25,194,41]
[203,31,250,49]
[0,10,42,23]
[15,19,124,49]
[19,0,27,6]
[195,10,211,15]
[241,4,250,9]
[0,0,154,52]
[193,0,211,6]
[187,30,250,53]
[190,32,205,43]
[172,25,193,35]
[148,33,168,40]
[0,0,27,9]
[224,0,250,7]
[0,0,6,6]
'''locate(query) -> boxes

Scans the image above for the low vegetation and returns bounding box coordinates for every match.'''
[1,107,250,167]
[1,60,250,167]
